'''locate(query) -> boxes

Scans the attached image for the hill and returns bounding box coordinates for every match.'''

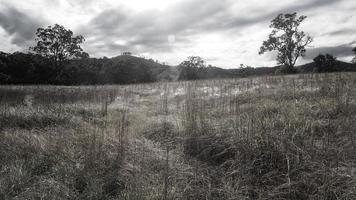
[1,51,356,85]
[0,53,172,85]
[297,60,356,73]
[173,60,356,80]
[111,55,169,77]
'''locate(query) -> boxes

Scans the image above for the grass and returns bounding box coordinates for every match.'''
[0,72,356,199]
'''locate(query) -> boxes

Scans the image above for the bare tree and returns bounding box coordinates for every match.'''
[352,47,356,63]
[259,13,313,73]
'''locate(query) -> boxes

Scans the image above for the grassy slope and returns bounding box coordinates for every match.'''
[0,73,356,199]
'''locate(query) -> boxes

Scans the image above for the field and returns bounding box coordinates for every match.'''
[1,73,356,199]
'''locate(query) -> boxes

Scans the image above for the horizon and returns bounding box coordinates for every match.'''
[0,0,355,68]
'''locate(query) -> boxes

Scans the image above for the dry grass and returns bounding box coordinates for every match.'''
[0,73,356,199]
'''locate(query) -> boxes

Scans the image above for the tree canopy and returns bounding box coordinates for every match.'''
[178,56,206,80]
[313,54,337,72]
[30,24,88,68]
[180,56,206,68]
[259,13,313,73]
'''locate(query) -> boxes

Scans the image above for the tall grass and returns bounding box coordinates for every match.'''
[1,73,355,199]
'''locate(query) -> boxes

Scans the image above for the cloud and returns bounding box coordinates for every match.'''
[0,0,355,66]
[0,5,46,47]
[81,0,231,55]
[281,0,341,13]
[323,28,356,37]
[305,44,355,59]
[81,0,345,58]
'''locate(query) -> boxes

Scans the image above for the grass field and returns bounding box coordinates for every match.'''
[1,73,356,199]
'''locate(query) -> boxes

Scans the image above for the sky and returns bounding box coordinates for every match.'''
[0,0,355,68]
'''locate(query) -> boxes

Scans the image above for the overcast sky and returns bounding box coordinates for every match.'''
[0,0,355,68]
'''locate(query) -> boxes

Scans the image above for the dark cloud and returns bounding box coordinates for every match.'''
[0,5,46,47]
[219,0,341,30]
[201,0,343,34]
[281,0,341,13]
[305,44,355,59]
[324,28,356,36]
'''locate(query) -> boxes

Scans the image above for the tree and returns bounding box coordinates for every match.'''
[0,52,10,83]
[239,64,253,77]
[178,56,206,80]
[352,47,356,64]
[313,54,337,72]
[259,13,313,73]
[181,56,206,68]
[313,54,326,72]
[30,24,89,77]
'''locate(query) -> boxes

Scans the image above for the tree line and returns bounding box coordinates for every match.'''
[0,14,356,84]
[0,25,155,85]
[0,52,156,85]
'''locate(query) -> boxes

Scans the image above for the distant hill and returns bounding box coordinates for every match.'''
[171,60,356,80]
[1,51,355,85]
[111,55,169,76]
[0,52,172,85]
[109,56,356,81]
[107,56,281,81]
[108,55,186,81]
[296,60,356,73]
